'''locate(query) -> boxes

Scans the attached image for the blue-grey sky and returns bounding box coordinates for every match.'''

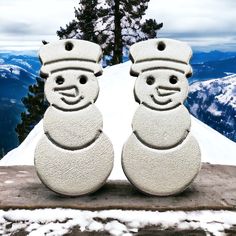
[0,0,235,51]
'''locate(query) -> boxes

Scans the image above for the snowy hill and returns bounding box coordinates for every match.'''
[187,74,236,142]
[1,62,236,180]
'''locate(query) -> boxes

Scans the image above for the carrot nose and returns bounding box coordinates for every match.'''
[156,86,180,96]
[54,86,79,97]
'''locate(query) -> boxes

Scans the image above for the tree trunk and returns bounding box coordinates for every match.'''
[113,0,123,64]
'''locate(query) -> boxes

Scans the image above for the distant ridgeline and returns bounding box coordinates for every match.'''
[0,50,236,158]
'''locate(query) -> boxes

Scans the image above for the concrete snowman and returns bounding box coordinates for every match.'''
[122,39,201,196]
[35,39,114,196]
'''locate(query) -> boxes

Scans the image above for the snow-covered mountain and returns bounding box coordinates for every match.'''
[187,74,236,142]
[0,51,41,156]
[0,64,39,156]
[0,51,40,75]
[1,62,236,180]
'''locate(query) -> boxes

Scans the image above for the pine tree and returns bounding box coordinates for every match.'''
[57,0,163,65]
[141,19,163,39]
[57,0,99,43]
[16,77,48,143]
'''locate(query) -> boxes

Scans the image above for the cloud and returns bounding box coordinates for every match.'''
[1,21,32,35]
[0,0,76,37]
[145,0,236,50]
[0,0,235,51]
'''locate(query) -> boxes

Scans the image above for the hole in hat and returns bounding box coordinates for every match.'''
[65,42,74,51]
[157,41,166,51]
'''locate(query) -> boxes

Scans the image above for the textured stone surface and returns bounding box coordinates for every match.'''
[122,38,201,196]
[0,164,236,211]
[35,39,114,196]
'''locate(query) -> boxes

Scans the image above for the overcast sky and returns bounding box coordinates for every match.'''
[0,0,235,51]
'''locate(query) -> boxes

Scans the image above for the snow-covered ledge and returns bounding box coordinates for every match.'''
[1,208,236,235]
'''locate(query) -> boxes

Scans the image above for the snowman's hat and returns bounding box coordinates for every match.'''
[130,38,193,78]
[39,39,103,78]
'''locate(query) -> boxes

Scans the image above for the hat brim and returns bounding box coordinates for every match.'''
[130,60,192,78]
[40,61,102,78]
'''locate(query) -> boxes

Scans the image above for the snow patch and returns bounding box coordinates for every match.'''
[4,180,14,184]
[11,59,32,69]
[0,172,7,175]
[0,64,21,75]
[0,209,236,236]
[207,103,222,116]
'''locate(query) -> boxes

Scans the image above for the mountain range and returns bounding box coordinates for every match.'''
[186,74,236,142]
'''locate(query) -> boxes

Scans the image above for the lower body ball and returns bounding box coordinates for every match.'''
[122,133,201,196]
[35,132,113,196]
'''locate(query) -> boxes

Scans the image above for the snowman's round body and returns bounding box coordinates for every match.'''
[35,105,113,196]
[122,39,201,196]
[34,40,113,196]
[122,105,201,196]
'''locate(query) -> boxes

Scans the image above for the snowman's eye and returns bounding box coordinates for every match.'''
[79,75,88,84]
[146,76,155,85]
[169,75,178,84]
[55,76,64,85]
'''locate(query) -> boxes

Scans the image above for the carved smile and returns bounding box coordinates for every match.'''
[61,95,84,105]
[150,94,172,105]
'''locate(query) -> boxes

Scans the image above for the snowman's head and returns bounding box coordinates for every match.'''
[129,38,193,110]
[45,70,99,111]
[134,70,189,110]
[39,39,103,111]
